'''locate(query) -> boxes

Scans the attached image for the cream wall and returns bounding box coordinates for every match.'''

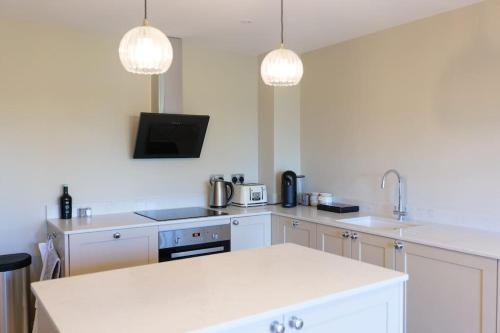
[301,0,500,230]
[0,20,258,256]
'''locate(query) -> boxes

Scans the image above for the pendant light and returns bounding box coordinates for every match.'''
[119,0,173,75]
[261,0,303,87]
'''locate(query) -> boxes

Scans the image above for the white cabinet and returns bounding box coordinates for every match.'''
[316,224,351,258]
[212,284,404,333]
[351,232,396,269]
[284,285,403,333]
[316,226,395,269]
[230,215,271,251]
[273,216,317,248]
[316,225,498,333]
[69,226,158,276]
[395,241,497,333]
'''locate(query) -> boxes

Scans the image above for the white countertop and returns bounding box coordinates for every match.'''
[31,244,407,333]
[48,205,500,259]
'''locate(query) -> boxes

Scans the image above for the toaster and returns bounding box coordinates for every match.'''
[232,183,268,207]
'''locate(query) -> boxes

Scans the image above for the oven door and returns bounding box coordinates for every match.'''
[159,240,230,262]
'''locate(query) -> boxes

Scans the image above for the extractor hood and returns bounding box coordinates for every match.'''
[133,113,209,159]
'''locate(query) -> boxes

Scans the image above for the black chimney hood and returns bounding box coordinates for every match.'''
[133,113,210,159]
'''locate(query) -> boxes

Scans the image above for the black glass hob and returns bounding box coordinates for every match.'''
[135,207,228,221]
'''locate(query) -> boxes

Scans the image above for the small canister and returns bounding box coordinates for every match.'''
[78,207,93,218]
[310,192,319,206]
[302,193,310,206]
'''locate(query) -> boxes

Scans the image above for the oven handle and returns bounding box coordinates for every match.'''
[171,246,225,259]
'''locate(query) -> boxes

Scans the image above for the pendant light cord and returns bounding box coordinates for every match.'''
[280,0,284,46]
[144,0,148,22]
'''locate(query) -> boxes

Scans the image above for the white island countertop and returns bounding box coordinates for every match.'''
[32,244,407,333]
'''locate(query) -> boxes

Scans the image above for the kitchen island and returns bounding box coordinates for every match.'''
[32,243,407,333]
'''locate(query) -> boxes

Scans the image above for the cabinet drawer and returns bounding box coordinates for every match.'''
[69,226,158,276]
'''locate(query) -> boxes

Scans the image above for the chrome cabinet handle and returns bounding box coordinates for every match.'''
[270,321,286,333]
[292,220,300,227]
[394,240,404,250]
[289,316,304,330]
[113,232,121,239]
[350,232,359,240]
[232,220,239,225]
[342,231,351,238]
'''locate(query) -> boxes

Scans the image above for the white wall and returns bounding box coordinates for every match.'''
[301,0,500,230]
[0,19,258,256]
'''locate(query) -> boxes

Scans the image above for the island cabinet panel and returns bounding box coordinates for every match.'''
[230,215,271,251]
[351,232,396,269]
[273,216,317,248]
[68,226,158,276]
[316,224,351,258]
[212,284,404,333]
[395,241,497,333]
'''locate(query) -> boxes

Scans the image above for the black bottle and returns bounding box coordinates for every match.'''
[60,185,72,219]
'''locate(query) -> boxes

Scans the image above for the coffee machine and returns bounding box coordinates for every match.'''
[281,170,297,208]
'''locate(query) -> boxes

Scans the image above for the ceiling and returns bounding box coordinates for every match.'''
[0,0,483,55]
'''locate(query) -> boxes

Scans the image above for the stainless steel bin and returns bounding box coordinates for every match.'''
[0,253,31,333]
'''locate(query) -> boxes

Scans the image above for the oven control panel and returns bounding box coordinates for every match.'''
[159,224,230,249]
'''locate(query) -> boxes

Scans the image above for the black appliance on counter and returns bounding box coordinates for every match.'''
[135,207,227,221]
[281,170,297,208]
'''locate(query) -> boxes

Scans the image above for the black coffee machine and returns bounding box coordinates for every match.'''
[281,170,297,208]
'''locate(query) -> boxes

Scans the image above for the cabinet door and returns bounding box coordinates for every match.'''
[230,215,271,251]
[351,232,395,269]
[69,226,158,276]
[279,217,317,248]
[316,224,351,258]
[284,284,404,333]
[271,214,283,245]
[395,241,497,333]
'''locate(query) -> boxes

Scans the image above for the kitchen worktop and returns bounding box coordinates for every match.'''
[48,205,500,259]
[31,243,407,333]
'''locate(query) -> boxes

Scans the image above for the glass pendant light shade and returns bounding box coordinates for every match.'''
[260,0,303,87]
[261,47,303,86]
[119,21,173,75]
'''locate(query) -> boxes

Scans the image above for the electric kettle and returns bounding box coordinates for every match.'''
[209,178,234,208]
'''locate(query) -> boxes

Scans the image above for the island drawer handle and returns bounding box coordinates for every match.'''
[342,231,351,238]
[394,240,404,250]
[292,220,300,227]
[270,321,286,333]
[232,220,239,225]
[289,316,304,330]
[350,232,359,240]
[113,232,121,239]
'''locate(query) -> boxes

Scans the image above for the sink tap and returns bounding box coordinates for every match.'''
[381,169,406,221]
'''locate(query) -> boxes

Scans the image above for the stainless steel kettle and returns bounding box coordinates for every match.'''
[209,178,234,208]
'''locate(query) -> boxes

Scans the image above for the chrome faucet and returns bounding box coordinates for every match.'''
[381,169,406,221]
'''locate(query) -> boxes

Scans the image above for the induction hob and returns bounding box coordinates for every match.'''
[135,207,228,222]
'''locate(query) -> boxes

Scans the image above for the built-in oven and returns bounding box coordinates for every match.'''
[159,224,230,261]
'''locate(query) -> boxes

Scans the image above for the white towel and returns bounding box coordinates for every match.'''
[39,240,61,280]
[33,239,61,333]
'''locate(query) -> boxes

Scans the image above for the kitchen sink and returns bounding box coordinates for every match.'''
[337,216,420,230]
